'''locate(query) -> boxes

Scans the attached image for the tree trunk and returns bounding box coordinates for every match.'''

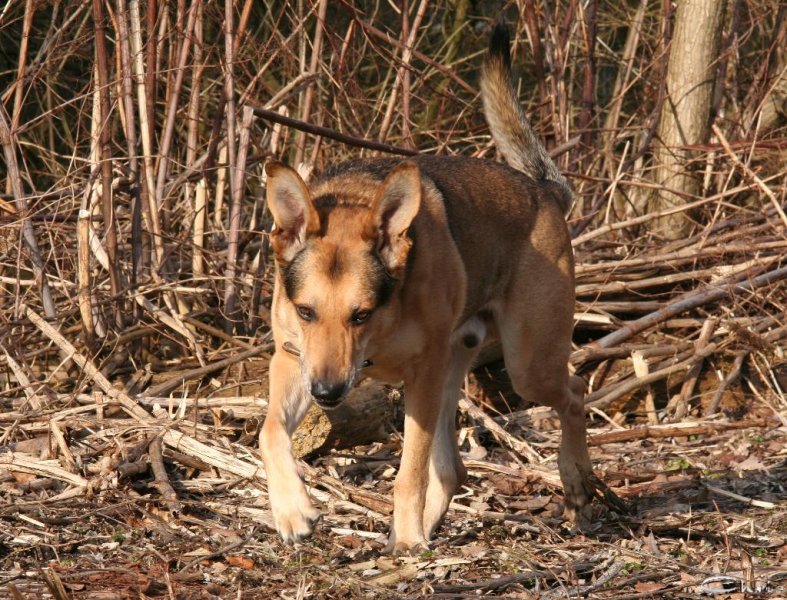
[651,0,726,239]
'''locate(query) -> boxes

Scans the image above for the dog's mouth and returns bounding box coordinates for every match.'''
[314,396,344,410]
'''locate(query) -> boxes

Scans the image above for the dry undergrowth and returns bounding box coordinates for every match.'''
[2,1,787,598]
[2,224,786,598]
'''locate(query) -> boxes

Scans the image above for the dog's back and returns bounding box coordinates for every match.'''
[311,154,565,316]
[316,23,569,212]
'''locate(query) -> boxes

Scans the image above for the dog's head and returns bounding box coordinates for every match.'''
[265,160,421,409]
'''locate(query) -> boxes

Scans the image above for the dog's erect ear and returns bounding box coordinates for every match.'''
[368,162,421,277]
[265,161,320,262]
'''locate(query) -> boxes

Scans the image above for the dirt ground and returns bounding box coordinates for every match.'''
[2,362,786,600]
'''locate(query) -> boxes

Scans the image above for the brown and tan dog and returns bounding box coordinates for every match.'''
[260,24,595,553]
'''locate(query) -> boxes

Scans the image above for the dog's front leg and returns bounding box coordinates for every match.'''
[423,317,486,538]
[260,351,321,543]
[386,349,448,554]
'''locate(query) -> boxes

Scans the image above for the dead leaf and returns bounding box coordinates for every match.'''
[487,473,531,496]
[11,471,36,485]
[336,534,363,549]
[458,544,488,559]
[508,495,552,511]
[226,554,254,570]
[369,564,419,585]
[734,455,766,471]
[635,581,666,593]
[679,572,699,583]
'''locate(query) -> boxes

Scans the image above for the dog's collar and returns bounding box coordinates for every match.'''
[281,341,373,368]
[282,341,301,358]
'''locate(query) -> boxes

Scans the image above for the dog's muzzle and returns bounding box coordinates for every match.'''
[281,341,373,409]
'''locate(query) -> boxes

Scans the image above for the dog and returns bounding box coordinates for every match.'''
[259,23,595,553]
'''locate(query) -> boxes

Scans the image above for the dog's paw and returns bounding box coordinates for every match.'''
[558,461,596,531]
[384,535,430,556]
[271,495,322,543]
[383,520,430,555]
[563,492,594,532]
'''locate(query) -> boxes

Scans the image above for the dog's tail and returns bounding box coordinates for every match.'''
[481,23,571,207]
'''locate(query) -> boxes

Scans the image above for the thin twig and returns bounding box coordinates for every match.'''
[23,305,151,422]
[293,0,328,166]
[252,105,418,155]
[222,0,240,332]
[92,0,122,324]
[150,436,182,514]
[145,343,273,397]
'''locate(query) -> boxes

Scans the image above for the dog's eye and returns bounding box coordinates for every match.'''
[350,309,371,326]
[296,305,316,322]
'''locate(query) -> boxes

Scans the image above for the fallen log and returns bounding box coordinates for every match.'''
[291,381,403,458]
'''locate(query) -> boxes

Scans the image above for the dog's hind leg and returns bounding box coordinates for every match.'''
[502,332,594,527]
[423,317,486,539]
[498,275,595,529]
[260,351,321,543]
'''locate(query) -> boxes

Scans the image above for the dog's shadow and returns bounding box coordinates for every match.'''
[469,358,530,414]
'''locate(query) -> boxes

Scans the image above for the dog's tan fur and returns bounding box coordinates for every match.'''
[260,25,595,553]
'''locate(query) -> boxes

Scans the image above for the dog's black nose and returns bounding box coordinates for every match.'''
[310,381,347,405]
